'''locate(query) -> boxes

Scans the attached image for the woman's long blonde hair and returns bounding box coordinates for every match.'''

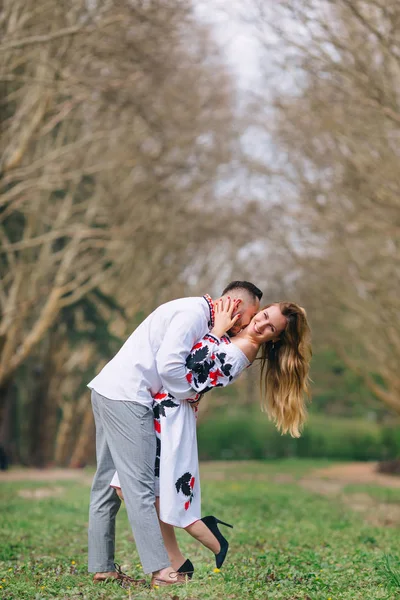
[259,302,312,438]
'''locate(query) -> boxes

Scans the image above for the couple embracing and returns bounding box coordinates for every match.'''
[87,281,312,588]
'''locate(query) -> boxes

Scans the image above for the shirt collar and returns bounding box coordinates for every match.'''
[203,294,215,329]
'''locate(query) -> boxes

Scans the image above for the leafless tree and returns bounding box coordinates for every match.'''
[0,0,254,463]
[247,0,400,413]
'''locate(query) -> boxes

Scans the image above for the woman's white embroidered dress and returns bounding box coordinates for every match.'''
[110,332,249,527]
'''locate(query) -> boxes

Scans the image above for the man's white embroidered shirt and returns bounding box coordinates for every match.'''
[88,296,214,407]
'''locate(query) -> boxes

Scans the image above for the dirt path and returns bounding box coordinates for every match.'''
[2,461,400,487]
[298,461,400,497]
[299,462,400,528]
[2,462,400,526]
[305,462,400,488]
[0,467,93,484]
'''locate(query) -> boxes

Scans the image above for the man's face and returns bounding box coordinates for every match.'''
[227,293,260,336]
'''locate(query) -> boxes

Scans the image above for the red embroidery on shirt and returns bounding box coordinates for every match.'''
[204,333,219,344]
[209,369,223,386]
[187,393,200,403]
[190,476,195,489]
[154,392,167,400]
[192,342,203,350]
[184,500,190,511]
[154,419,161,433]
[203,294,215,328]
[186,372,193,384]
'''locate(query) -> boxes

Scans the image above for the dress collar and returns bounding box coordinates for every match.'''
[203,294,215,328]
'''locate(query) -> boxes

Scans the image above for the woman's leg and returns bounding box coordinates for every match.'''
[115,487,124,501]
[155,497,186,570]
[184,520,220,553]
[117,491,187,571]
[155,399,219,560]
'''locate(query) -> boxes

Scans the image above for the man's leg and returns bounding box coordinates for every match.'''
[98,395,170,575]
[88,391,121,573]
[113,493,186,571]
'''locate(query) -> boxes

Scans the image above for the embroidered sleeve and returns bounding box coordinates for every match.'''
[185,334,236,395]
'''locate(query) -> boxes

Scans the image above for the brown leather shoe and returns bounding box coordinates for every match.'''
[93,563,146,587]
[150,571,187,588]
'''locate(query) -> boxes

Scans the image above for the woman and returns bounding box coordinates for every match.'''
[111,298,312,575]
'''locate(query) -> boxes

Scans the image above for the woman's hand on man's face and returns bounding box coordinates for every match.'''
[211,297,241,338]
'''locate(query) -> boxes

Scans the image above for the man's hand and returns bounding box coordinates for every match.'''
[211,297,241,338]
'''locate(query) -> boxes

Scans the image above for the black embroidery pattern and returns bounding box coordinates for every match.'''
[154,437,161,478]
[186,345,215,385]
[185,339,234,393]
[153,396,179,419]
[203,294,215,328]
[216,352,233,379]
[153,393,179,477]
[175,471,196,511]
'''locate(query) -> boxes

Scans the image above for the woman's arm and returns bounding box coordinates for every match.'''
[153,298,246,402]
[153,333,230,405]
[184,333,235,394]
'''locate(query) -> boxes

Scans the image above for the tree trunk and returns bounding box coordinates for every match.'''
[0,382,14,469]
[68,402,95,468]
[53,401,75,466]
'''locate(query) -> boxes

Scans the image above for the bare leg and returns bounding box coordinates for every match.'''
[185,520,220,554]
[118,489,219,562]
[115,487,124,501]
[155,499,221,560]
[155,497,186,570]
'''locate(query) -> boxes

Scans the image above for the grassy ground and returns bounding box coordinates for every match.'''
[1,459,400,600]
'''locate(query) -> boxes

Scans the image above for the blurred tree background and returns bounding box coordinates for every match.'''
[0,0,399,467]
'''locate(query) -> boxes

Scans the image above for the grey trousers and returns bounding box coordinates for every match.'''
[88,390,170,574]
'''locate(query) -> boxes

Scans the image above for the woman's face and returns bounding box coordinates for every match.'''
[246,305,287,343]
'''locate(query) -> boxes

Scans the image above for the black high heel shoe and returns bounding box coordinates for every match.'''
[177,558,194,579]
[201,515,233,568]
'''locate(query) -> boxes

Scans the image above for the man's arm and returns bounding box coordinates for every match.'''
[156,310,206,400]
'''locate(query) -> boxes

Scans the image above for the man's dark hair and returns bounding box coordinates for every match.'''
[221,281,263,302]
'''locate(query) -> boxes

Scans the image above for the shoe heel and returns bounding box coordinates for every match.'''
[216,518,233,529]
[201,515,233,569]
[177,558,194,580]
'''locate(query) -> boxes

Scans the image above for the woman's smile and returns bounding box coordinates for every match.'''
[253,322,262,335]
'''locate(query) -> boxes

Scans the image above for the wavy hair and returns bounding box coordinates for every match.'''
[259,302,312,438]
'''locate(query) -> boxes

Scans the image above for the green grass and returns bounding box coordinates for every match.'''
[0,460,399,599]
[200,458,337,481]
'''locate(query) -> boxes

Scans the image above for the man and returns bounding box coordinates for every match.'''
[87,281,262,587]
